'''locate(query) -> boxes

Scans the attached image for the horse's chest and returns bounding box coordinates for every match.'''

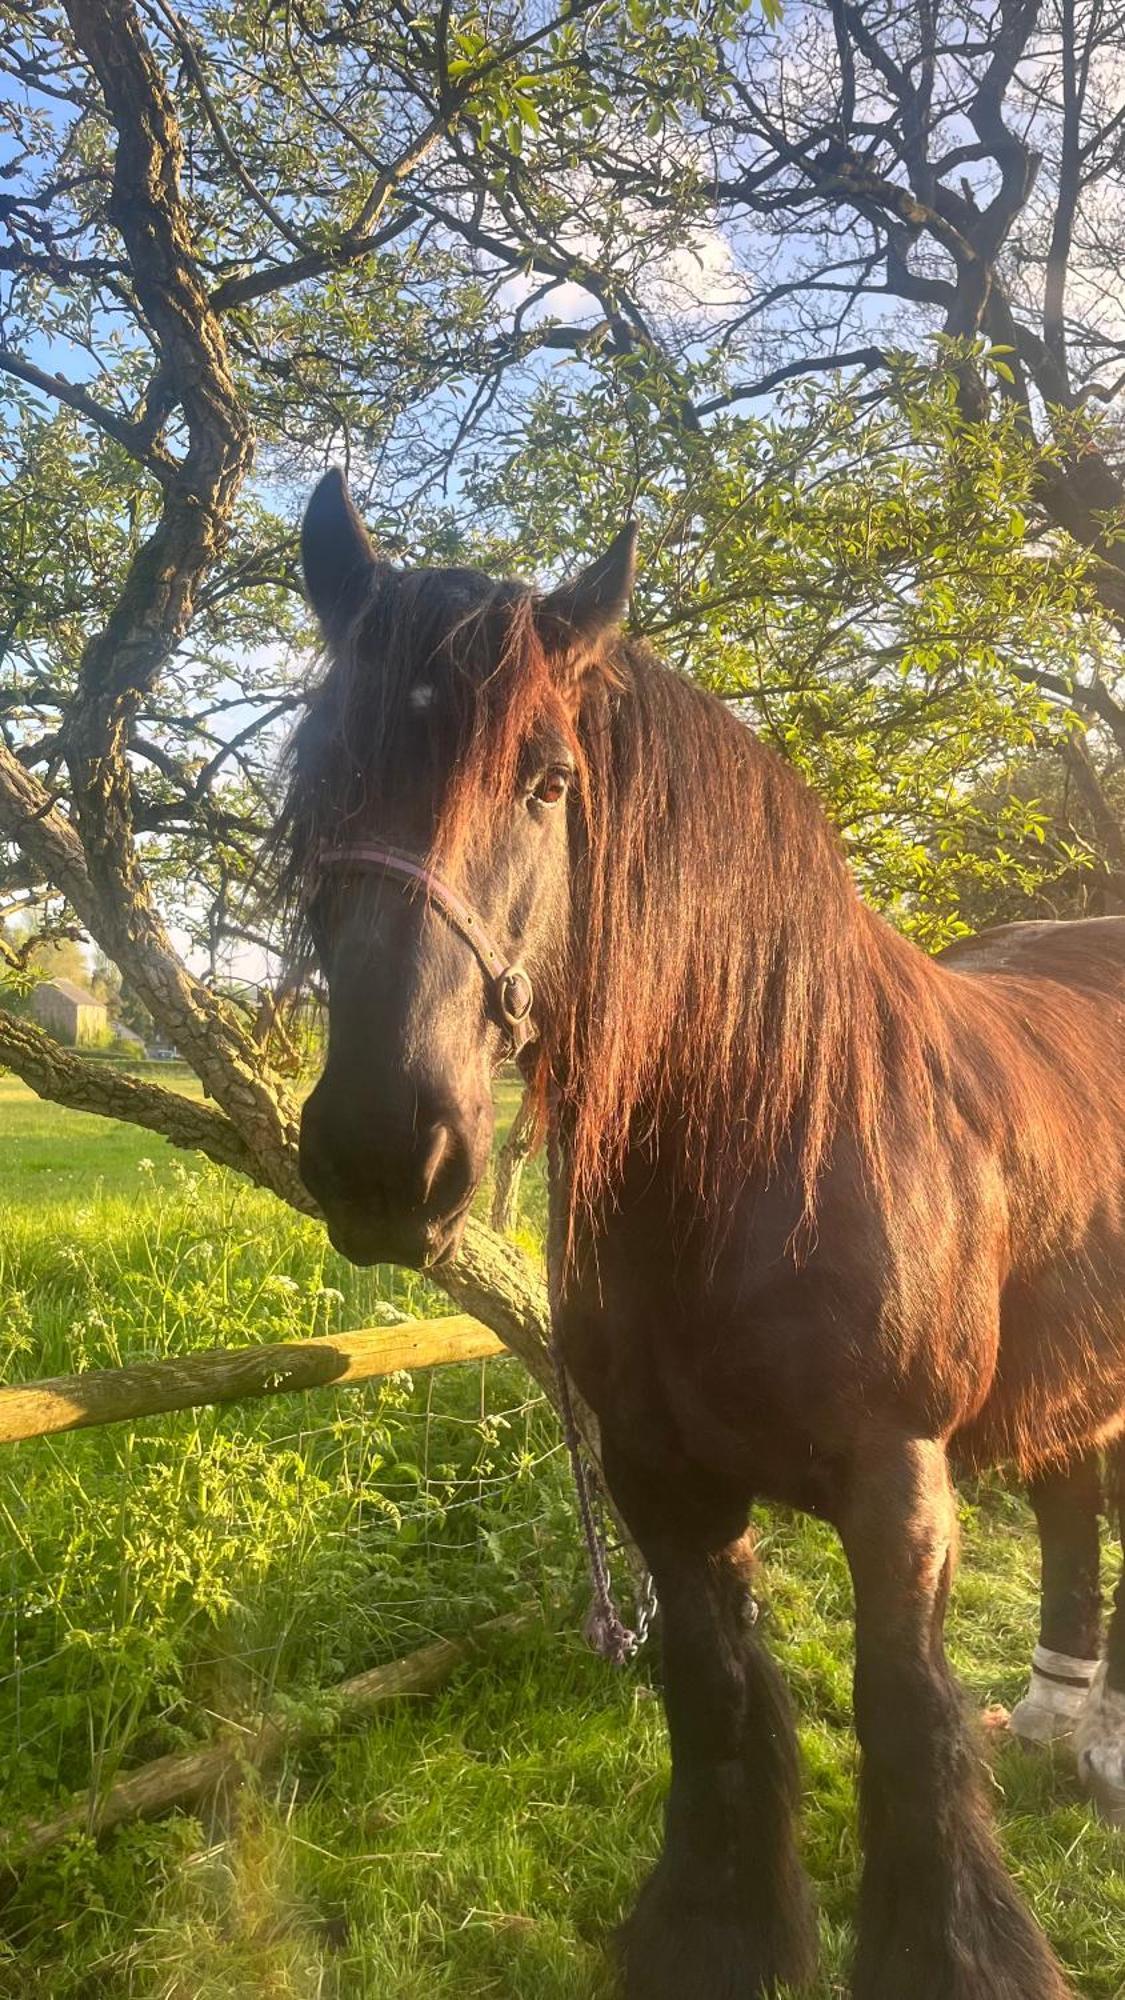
[553,1214,861,1507]
[552,1156,1001,1502]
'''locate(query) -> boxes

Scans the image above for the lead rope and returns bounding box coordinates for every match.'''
[548,1321,657,1665]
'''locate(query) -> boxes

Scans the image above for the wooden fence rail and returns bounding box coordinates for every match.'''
[0,1613,532,1872]
[0,1313,506,1445]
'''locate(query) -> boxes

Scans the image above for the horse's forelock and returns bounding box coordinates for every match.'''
[277,564,603,927]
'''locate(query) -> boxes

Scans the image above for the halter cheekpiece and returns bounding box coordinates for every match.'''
[317,842,536,1056]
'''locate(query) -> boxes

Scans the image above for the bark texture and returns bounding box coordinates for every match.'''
[0,1313,505,1444]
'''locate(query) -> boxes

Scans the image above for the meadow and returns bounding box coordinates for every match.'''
[0,1072,1122,1998]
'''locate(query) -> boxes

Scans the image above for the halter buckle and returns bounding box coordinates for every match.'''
[498,966,534,1031]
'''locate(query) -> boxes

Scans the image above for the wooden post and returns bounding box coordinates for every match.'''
[0,1315,505,1445]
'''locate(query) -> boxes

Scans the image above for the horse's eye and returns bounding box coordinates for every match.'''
[530,768,569,808]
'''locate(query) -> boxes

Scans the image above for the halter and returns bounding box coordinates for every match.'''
[317,842,537,1055]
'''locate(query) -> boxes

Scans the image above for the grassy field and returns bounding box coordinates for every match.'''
[0,1072,1122,1997]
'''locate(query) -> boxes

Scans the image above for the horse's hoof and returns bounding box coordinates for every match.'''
[1074,1663,1125,1826]
[620,1862,817,1999]
[1008,1645,1100,1748]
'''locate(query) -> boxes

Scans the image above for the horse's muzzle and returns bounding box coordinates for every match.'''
[321,1199,467,1271]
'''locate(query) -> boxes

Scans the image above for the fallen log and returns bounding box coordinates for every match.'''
[0,1313,505,1444]
[1,1611,532,1869]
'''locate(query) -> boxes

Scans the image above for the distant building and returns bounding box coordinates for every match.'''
[31,978,108,1047]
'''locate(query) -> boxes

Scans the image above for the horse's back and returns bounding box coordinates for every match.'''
[938,913,1125,998]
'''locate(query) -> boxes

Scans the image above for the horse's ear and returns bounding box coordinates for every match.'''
[535,523,638,663]
[302,469,381,641]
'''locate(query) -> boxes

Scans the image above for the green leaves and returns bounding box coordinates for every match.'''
[3,0,1121,983]
[457,363,1113,945]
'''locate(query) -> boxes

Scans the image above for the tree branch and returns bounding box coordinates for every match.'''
[209,207,418,311]
[1062,730,1125,879]
[143,0,311,256]
[0,347,172,473]
[0,1007,279,1186]
[697,345,889,414]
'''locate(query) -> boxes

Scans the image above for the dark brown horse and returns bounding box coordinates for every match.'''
[282,468,1125,2000]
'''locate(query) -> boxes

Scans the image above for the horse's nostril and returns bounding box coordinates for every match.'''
[301,1091,480,1230]
[422,1119,474,1216]
[420,1122,452,1204]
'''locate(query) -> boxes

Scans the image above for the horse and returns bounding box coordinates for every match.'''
[280,467,1125,2000]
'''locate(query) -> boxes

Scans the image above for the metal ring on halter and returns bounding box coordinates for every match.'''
[317,842,537,1056]
[498,966,533,1032]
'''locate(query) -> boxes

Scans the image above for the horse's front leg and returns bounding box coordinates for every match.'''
[602,1435,817,2000]
[839,1433,1074,2000]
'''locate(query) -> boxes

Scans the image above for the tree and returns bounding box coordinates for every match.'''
[0,0,1120,1392]
[951,747,1125,928]
[404,0,1125,861]
[0,0,581,1385]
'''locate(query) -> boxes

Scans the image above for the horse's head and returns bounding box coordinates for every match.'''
[287,470,635,1267]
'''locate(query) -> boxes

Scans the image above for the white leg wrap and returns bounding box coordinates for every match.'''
[1074,1662,1125,1826]
[1007,1644,1101,1747]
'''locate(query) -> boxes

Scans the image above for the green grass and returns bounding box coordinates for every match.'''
[0,1066,203,1202]
[0,1073,1122,1997]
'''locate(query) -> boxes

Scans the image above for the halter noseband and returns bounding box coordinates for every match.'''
[317,842,536,1055]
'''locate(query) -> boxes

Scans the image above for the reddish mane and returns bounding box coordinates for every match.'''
[281,565,1125,1299]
